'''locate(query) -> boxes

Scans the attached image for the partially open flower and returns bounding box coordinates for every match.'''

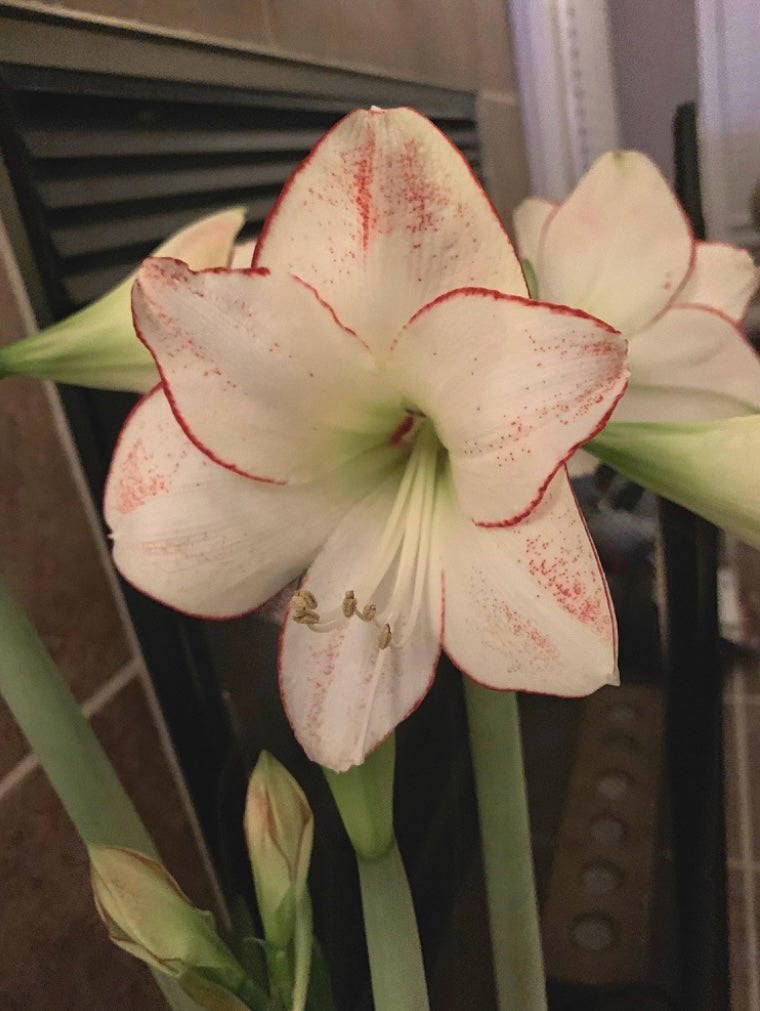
[105,108,628,771]
[514,152,760,423]
[0,208,246,392]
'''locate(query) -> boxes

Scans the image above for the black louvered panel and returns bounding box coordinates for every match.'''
[0,63,481,314]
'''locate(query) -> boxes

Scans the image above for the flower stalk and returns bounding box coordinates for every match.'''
[0,575,203,1011]
[324,736,429,1011]
[463,679,547,1011]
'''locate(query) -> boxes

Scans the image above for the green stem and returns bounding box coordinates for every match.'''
[356,841,429,1011]
[324,737,429,1011]
[463,680,547,1011]
[0,576,202,1011]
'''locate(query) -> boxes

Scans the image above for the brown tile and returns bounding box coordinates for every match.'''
[0,678,218,1008]
[0,764,167,1010]
[748,710,760,865]
[0,375,130,778]
[727,870,751,1011]
[90,678,218,912]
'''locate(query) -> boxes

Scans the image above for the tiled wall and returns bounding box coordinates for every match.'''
[0,223,218,1008]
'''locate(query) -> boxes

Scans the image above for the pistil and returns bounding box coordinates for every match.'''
[289,422,441,650]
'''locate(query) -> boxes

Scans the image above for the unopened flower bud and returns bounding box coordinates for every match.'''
[244,751,314,951]
[88,844,245,992]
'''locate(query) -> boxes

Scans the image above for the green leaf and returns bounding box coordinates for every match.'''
[588,416,760,547]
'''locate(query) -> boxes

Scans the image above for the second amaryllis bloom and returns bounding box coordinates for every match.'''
[105,108,628,772]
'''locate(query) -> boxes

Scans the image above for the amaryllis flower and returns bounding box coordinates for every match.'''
[514,152,760,423]
[105,108,628,771]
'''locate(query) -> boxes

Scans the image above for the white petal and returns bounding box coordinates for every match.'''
[279,474,443,772]
[132,259,403,483]
[253,107,526,358]
[230,239,257,268]
[512,197,555,272]
[613,305,760,422]
[390,289,628,525]
[438,468,617,693]
[538,152,694,334]
[677,241,760,323]
[589,417,760,548]
[105,389,403,618]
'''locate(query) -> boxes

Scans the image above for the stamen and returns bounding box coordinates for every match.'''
[378,624,392,649]
[358,603,376,622]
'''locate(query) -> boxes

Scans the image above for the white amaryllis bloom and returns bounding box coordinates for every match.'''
[105,108,628,772]
[0,208,247,392]
[514,152,760,424]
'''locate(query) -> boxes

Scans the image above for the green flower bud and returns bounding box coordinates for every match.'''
[88,844,246,992]
[0,208,245,392]
[244,752,314,951]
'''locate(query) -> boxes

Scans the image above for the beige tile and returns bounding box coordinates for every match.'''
[472,0,518,92]
[268,0,477,89]
[39,0,272,50]
[0,376,131,779]
[0,678,217,1007]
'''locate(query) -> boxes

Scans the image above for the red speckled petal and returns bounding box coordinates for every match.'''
[132,258,403,483]
[253,107,526,359]
[438,467,617,694]
[389,289,629,526]
[279,472,443,772]
[613,304,760,423]
[105,389,404,618]
[538,152,694,334]
[677,241,760,323]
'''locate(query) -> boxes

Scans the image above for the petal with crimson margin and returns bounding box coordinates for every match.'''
[389,288,628,526]
[132,259,403,483]
[105,389,404,618]
[613,304,760,423]
[677,241,760,323]
[279,472,442,772]
[253,107,527,359]
[537,152,693,334]
[437,467,617,694]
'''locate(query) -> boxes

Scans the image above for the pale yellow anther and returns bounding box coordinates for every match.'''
[378,624,392,650]
[300,589,318,609]
[293,611,319,626]
[359,603,376,622]
[342,591,357,618]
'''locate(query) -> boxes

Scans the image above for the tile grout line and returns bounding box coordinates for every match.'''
[0,658,140,802]
[732,669,760,1010]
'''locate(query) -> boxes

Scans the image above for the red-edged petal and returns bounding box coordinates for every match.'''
[677,241,760,323]
[389,288,629,526]
[538,151,694,334]
[132,258,403,483]
[253,107,527,359]
[614,304,760,422]
[438,467,617,694]
[279,473,443,772]
[105,389,403,618]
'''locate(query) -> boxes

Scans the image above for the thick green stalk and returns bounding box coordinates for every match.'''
[324,737,429,1011]
[356,840,429,1011]
[0,576,201,1011]
[463,680,547,1011]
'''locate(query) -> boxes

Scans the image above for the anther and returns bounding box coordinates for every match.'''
[378,624,392,650]
[342,591,357,617]
[358,603,376,622]
[293,612,319,626]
